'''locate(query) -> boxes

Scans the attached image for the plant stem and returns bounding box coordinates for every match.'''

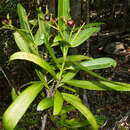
[58,47,68,80]
[0,66,12,87]
[41,113,47,130]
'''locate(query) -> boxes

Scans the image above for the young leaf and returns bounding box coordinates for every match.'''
[17,3,32,40]
[57,55,92,63]
[37,97,53,111]
[58,0,70,28]
[9,52,57,79]
[62,93,98,130]
[64,80,130,91]
[53,35,63,43]
[34,28,44,46]
[70,27,100,47]
[14,31,31,53]
[61,71,78,83]
[14,30,38,55]
[53,90,64,115]
[11,88,17,101]
[2,82,44,130]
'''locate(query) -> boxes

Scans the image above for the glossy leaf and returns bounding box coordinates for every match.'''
[57,55,92,63]
[37,97,53,111]
[62,86,77,93]
[53,90,64,115]
[17,3,32,40]
[38,12,50,37]
[53,35,63,43]
[62,93,81,103]
[14,31,38,55]
[2,82,44,130]
[64,80,130,91]
[9,52,56,79]
[72,62,113,81]
[62,93,98,130]
[58,0,70,28]
[80,57,117,69]
[11,88,17,101]
[70,27,100,47]
[34,28,44,46]
[13,31,31,53]
[35,68,49,89]
[68,57,117,70]
[61,71,77,83]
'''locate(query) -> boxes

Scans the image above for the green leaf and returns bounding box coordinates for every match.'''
[53,90,64,115]
[58,0,70,28]
[10,52,56,79]
[80,57,117,69]
[64,80,130,91]
[68,57,117,71]
[20,117,41,125]
[17,3,32,40]
[35,68,49,89]
[61,71,77,83]
[62,93,98,130]
[65,119,89,128]
[38,11,59,67]
[53,35,63,43]
[62,93,81,103]
[74,22,104,32]
[13,31,31,53]
[34,28,44,46]
[57,55,92,63]
[11,88,17,101]
[37,97,53,111]
[14,30,38,55]
[84,22,104,28]
[62,85,77,93]
[59,105,75,115]
[70,27,100,47]
[95,115,107,126]
[2,82,44,130]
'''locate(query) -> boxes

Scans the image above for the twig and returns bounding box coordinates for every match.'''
[0,66,12,87]
[41,114,48,130]
[41,86,52,130]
